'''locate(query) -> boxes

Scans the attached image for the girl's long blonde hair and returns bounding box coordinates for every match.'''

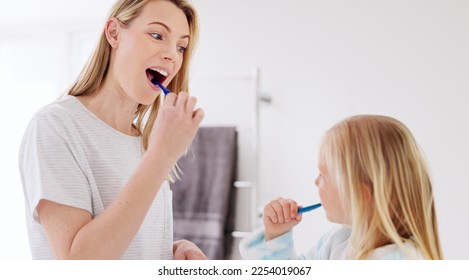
[66,0,199,152]
[320,115,442,259]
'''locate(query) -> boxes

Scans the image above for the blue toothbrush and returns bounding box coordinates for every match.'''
[297,203,322,214]
[151,78,171,95]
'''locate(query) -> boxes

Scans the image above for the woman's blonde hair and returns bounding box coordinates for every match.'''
[320,115,442,259]
[67,0,199,153]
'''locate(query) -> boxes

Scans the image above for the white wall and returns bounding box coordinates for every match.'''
[1,0,468,259]
[194,0,469,259]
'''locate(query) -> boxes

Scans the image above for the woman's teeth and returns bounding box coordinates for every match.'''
[150,68,168,77]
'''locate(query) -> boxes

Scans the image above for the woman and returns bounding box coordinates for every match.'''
[19,0,206,260]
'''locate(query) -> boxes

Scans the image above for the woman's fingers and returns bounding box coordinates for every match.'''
[186,95,197,112]
[163,92,203,123]
[173,239,208,260]
[164,91,178,106]
[193,108,204,125]
[174,91,188,109]
[147,91,204,161]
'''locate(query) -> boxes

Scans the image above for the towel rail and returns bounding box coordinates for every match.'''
[233,181,252,188]
[231,231,251,238]
[190,68,270,258]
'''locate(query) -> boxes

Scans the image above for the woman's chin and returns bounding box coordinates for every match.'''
[137,92,160,106]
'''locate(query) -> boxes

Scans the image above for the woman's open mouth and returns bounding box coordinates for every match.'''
[146,67,169,86]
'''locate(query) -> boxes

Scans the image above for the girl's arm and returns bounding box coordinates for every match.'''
[239,197,305,260]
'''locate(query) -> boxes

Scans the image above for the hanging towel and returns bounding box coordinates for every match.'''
[171,126,237,260]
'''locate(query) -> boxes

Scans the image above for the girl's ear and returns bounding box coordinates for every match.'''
[105,18,121,48]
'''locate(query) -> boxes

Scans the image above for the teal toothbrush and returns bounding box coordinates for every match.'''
[297,203,322,214]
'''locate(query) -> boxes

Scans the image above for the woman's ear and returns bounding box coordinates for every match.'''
[105,18,121,48]
[362,183,373,205]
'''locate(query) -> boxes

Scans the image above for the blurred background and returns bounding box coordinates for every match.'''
[1,0,468,259]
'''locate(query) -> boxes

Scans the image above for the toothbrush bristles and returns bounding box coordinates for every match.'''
[151,78,170,95]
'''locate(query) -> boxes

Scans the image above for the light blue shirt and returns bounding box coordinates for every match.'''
[239,226,425,260]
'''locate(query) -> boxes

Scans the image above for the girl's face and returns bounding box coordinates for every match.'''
[315,155,349,224]
[109,0,190,105]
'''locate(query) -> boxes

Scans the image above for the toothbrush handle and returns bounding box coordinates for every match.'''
[297,203,322,214]
[151,79,171,95]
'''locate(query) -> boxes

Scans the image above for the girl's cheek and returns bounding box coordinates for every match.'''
[318,190,325,203]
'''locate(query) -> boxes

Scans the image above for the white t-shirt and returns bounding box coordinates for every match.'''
[19,95,173,259]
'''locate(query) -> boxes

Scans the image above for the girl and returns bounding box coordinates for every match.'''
[240,115,442,259]
[19,0,206,260]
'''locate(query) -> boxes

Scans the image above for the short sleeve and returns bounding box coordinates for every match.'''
[19,107,92,223]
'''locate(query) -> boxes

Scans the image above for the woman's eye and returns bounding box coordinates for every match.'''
[150,33,163,40]
[177,46,187,53]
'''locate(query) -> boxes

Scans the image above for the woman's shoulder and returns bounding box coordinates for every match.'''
[30,95,86,128]
[21,96,87,142]
[34,95,77,118]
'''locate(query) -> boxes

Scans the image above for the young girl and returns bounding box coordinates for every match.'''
[19,0,206,260]
[240,115,443,259]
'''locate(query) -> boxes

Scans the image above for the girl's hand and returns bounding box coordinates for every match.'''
[173,240,208,260]
[147,92,204,165]
[263,197,302,241]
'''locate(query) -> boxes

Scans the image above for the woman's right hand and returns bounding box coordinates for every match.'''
[263,197,302,241]
[147,92,204,166]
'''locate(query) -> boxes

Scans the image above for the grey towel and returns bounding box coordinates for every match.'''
[171,126,237,260]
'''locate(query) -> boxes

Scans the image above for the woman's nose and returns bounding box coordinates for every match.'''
[161,44,178,63]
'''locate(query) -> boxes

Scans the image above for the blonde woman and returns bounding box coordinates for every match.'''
[19,0,206,260]
[240,115,442,259]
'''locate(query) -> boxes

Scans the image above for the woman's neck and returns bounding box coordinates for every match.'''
[76,85,140,136]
